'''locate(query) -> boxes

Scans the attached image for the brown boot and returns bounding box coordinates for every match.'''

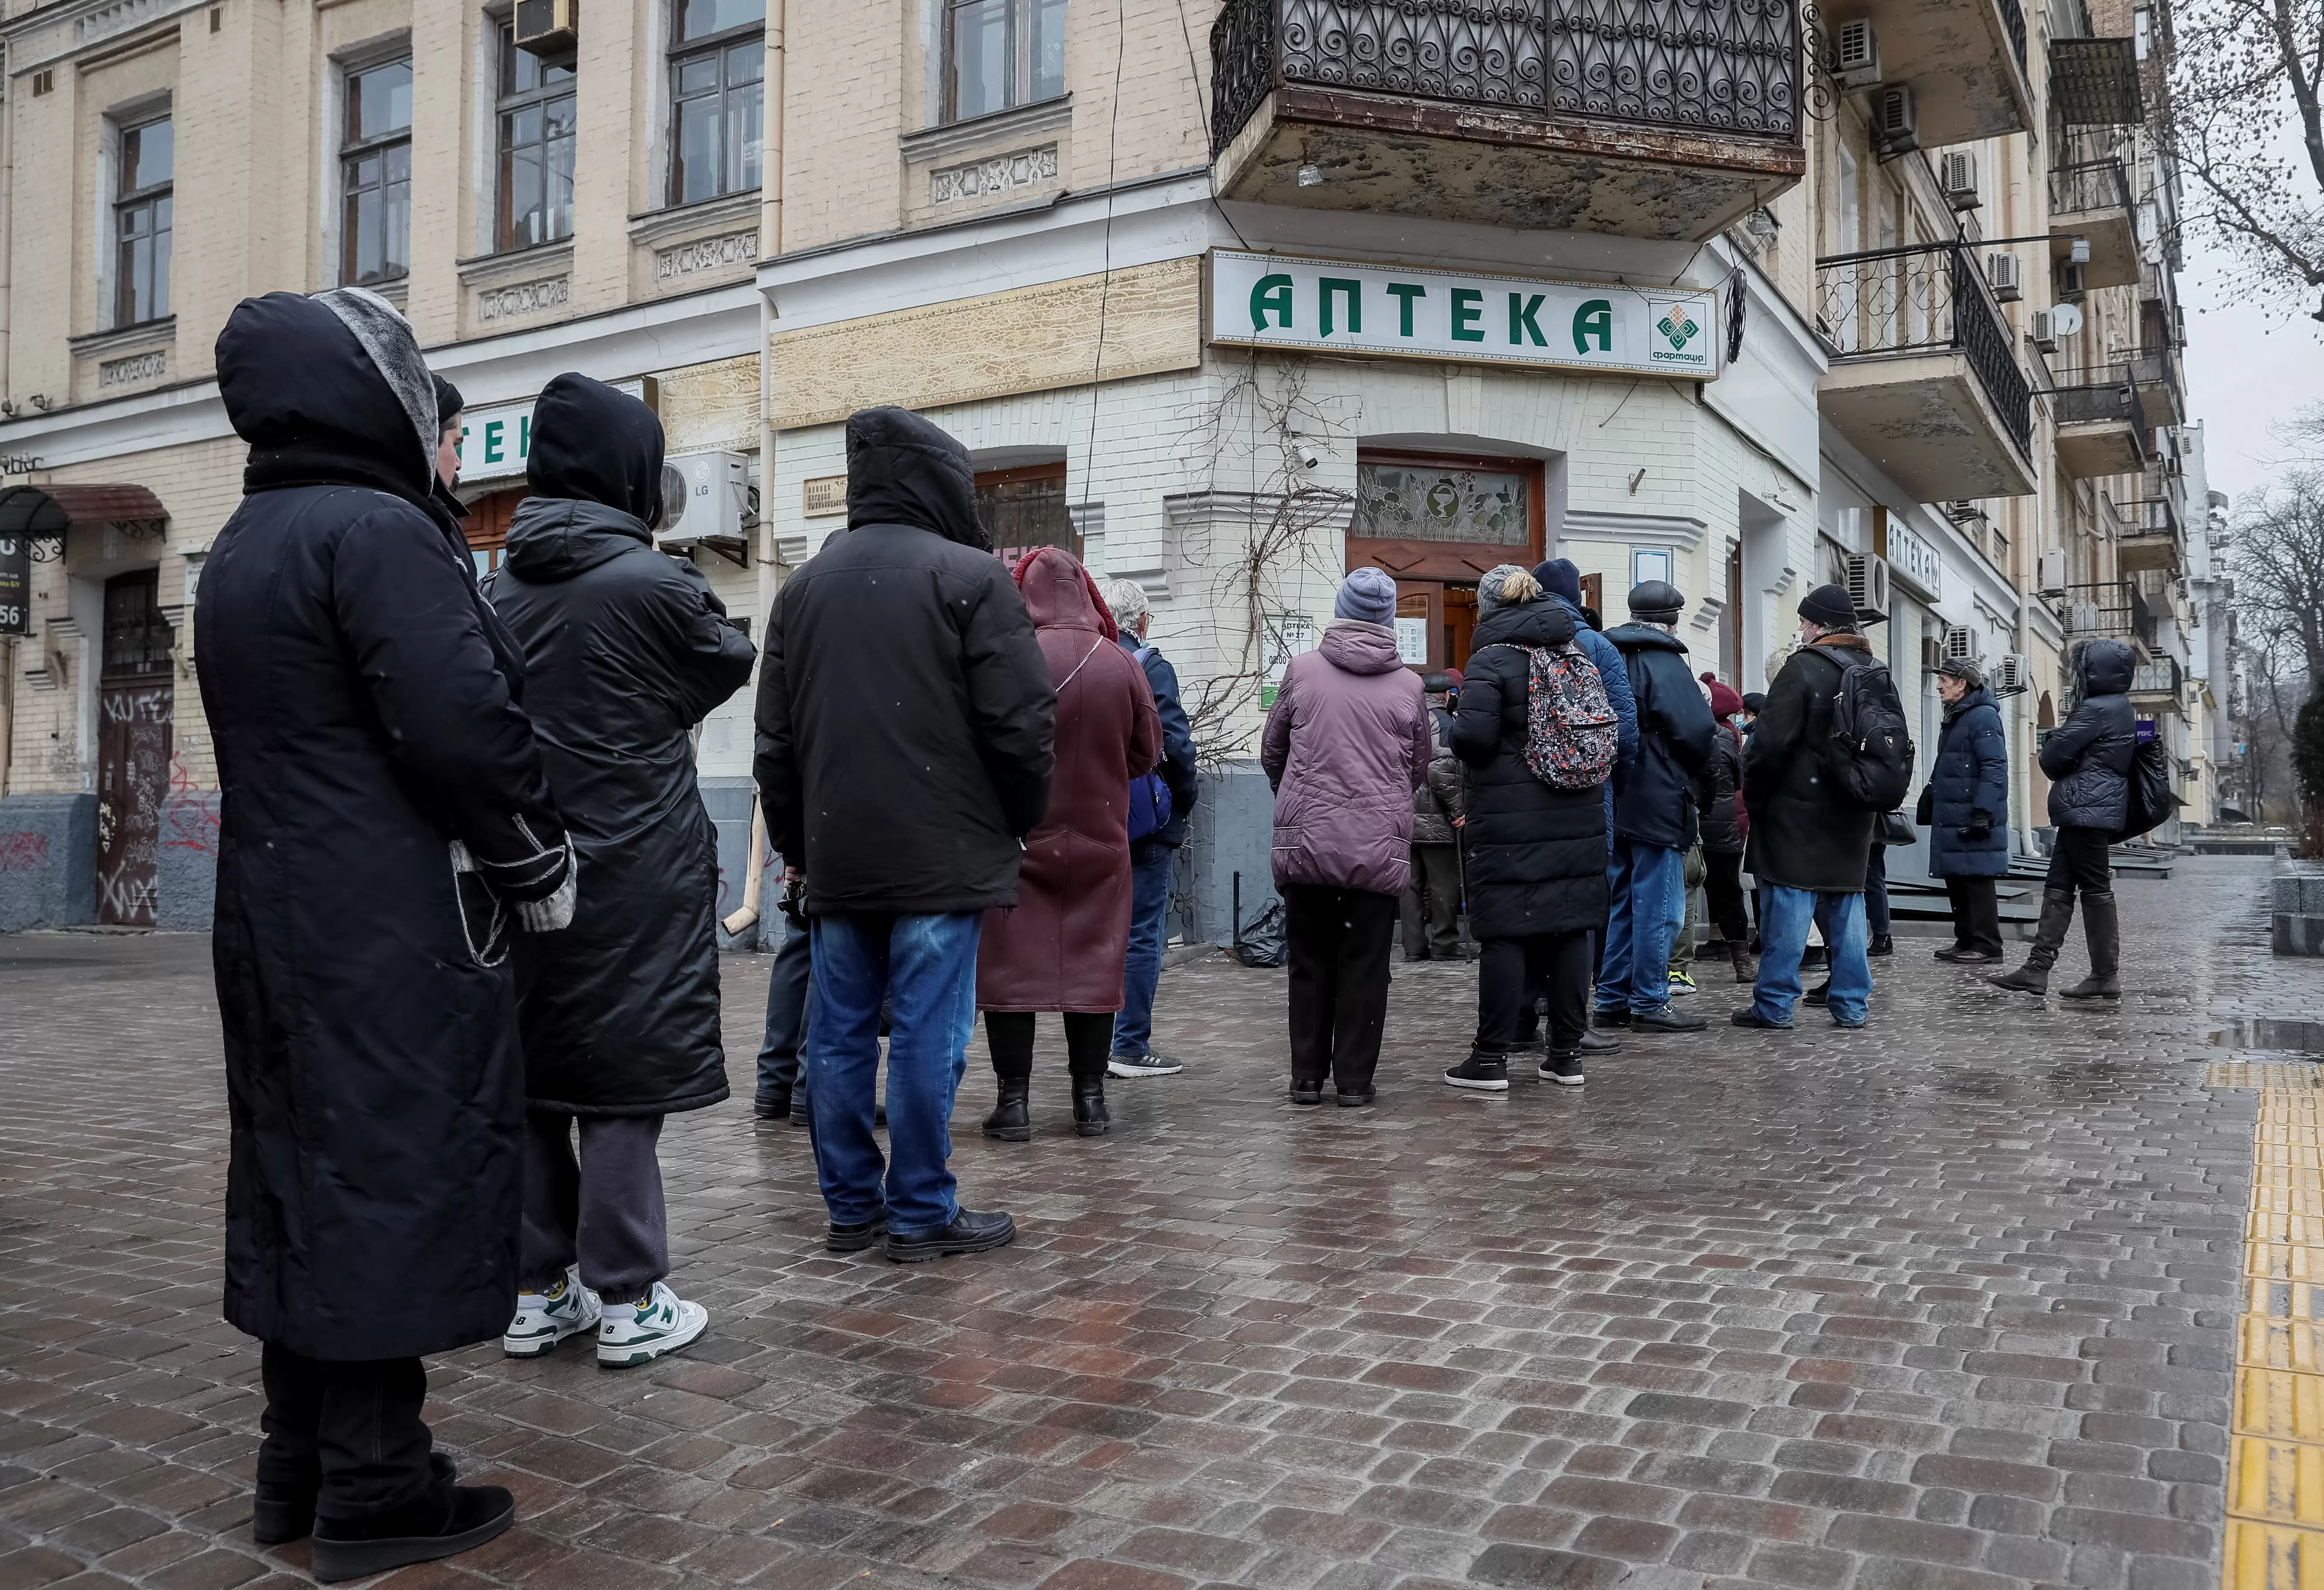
[1727,939,1755,984]
[2059,891,2121,999]
[1988,889,2075,995]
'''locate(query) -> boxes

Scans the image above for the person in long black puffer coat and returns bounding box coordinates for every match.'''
[487,374,758,1368]
[202,288,575,1581]
[1991,638,2137,999]
[1442,566,1612,1092]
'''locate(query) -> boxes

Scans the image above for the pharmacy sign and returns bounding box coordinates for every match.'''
[1208,250,1722,381]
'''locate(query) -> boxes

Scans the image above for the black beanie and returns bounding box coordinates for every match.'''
[1798,582,1857,628]
[431,372,464,430]
[1628,579,1685,622]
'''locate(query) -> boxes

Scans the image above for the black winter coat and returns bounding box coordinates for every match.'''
[1452,599,1608,939]
[1124,636,1201,856]
[1603,623,1716,850]
[1924,686,2010,877]
[201,289,572,1361]
[2042,639,2138,831]
[1696,723,1746,854]
[1744,634,1878,893]
[488,377,758,1115]
[755,407,1056,914]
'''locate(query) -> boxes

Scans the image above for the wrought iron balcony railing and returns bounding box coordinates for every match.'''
[2133,656,2182,696]
[2061,580,2157,650]
[1812,242,2032,459]
[2050,157,2133,216]
[1209,0,1802,160]
[2052,374,2148,443]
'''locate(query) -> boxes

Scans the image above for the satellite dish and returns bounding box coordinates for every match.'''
[2049,302,2084,337]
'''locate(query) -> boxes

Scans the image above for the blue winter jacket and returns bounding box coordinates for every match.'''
[1922,686,2009,877]
[1120,635,1200,853]
[1549,593,1640,766]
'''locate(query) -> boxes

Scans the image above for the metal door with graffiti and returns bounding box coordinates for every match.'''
[97,569,173,926]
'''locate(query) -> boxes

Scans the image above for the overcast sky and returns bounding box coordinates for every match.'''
[2179,244,2321,507]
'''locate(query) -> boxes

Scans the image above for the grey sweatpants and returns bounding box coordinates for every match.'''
[521,1112,668,1305]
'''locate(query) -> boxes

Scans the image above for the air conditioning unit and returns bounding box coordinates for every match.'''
[2030,310,2059,353]
[1985,251,2022,302]
[1942,623,1982,664]
[1834,19,1881,87]
[1993,653,2032,696]
[1940,151,1981,210]
[512,0,576,53]
[1844,552,1890,622]
[1874,85,1917,153]
[2037,547,2069,595]
[657,451,752,561]
[2057,262,2087,301]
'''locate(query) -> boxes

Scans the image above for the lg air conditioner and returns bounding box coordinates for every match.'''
[1844,553,1890,622]
[1940,151,1981,210]
[513,0,575,53]
[2031,310,2059,353]
[1993,653,2032,696]
[2037,547,2069,595]
[1986,251,2022,302]
[1874,85,1917,153]
[657,451,752,563]
[1943,623,1982,664]
[1834,19,1881,88]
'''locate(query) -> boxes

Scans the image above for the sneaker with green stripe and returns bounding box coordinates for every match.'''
[597,1281,708,1368]
[502,1268,601,1359]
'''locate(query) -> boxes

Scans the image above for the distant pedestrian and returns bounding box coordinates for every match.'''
[1735,584,1885,1029]
[1697,679,1754,982]
[1920,658,2010,964]
[755,407,1055,1261]
[752,868,814,1124]
[1102,577,1201,1081]
[1401,672,1469,962]
[1990,639,2137,998]
[1442,567,1613,1091]
[488,374,756,1368]
[977,551,1161,1141]
[204,289,575,1580]
[1595,581,1716,1032]
[1262,567,1430,1106]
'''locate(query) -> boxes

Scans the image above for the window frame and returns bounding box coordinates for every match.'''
[339,55,414,288]
[665,0,765,208]
[111,111,173,330]
[940,0,1067,126]
[494,21,577,253]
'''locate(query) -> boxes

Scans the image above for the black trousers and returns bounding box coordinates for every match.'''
[985,1010,1114,1081]
[1478,932,1592,1054]
[1943,875,2005,955]
[1702,849,1750,943]
[1283,883,1398,1091]
[258,1344,434,1521]
[2046,826,2112,899]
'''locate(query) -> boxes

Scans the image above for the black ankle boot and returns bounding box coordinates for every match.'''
[309,1476,514,1583]
[983,1076,1031,1142]
[1072,1077,1109,1137]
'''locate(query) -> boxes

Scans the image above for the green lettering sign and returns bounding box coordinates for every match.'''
[484,418,506,464]
[519,415,532,460]
[1572,299,1614,354]
[1250,273,1294,332]
[1318,277,1361,337]
[1449,288,1485,343]
[1386,282,1426,337]
[1509,292,1547,347]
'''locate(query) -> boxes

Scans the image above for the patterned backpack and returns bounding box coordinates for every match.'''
[1516,642,1620,790]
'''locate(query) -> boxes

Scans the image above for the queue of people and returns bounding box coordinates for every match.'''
[193,289,2135,1580]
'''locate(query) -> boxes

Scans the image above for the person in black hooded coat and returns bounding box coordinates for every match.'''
[485,374,757,1363]
[200,288,572,1577]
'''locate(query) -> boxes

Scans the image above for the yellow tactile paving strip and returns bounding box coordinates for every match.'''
[2221,1063,2324,1587]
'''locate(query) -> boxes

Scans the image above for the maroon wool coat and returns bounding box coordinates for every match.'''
[976,548,1163,1013]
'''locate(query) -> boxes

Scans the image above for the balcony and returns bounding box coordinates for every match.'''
[2110,491,2183,573]
[1208,0,1804,241]
[2051,373,2149,479]
[2132,655,2184,712]
[2127,345,2184,426]
[2049,159,2141,289]
[1813,0,2032,145]
[1813,242,2036,499]
[2061,579,2156,657]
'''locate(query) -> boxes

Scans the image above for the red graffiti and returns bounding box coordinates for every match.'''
[161,750,221,855]
[0,832,51,873]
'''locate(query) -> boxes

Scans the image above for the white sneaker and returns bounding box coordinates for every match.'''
[502,1267,602,1358]
[597,1281,708,1368]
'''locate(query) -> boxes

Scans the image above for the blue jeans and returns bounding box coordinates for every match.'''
[1596,839,1684,1013]
[807,911,981,1236]
[1113,845,1175,1058]
[1756,886,1872,1026]
[754,911,814,1106]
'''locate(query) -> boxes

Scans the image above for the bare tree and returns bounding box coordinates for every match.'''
[2229,468,2324,685]
[2166,0,2324,298]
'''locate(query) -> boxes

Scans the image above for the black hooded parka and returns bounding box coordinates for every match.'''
[200,289,572,1361]
[2042,638,2139,831]
[487,374,758,1116]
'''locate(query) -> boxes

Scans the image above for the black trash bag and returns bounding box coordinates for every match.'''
[1233,900,1288,968]
[2115,738,2182,841]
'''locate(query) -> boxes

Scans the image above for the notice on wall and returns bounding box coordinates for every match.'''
[1208,250,1722,381]
[1394,616,1428,666]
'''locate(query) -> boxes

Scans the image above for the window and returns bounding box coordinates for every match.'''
[342,58,412,285]
[974,463,1075,559]
[114,116,173,326]
[497,24,575,251]
[943,0,1066,122]
[668,0,763,207]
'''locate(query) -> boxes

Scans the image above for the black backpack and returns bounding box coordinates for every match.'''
[1820,649,1915,812]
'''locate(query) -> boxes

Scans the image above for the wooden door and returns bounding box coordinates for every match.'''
[97,569,172,927]
[1443,585,1479,672]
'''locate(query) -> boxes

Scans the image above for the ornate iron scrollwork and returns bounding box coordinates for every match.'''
[1797,2,1846,125]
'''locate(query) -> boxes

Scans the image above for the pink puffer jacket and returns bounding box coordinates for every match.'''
[1260,619,1430,896]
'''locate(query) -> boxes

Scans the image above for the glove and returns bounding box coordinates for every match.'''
[1962,809,1993,843]
[1915,787,1934,826]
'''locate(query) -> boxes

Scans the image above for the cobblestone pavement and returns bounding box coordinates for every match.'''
[3,856,2320,1590]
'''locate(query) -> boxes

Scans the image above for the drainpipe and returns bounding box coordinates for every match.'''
[0,52,13,402]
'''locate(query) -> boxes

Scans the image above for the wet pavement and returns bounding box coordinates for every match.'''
[1,855,2318,1590]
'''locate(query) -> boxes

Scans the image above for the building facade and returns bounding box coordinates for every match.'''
[0,0,2205,935]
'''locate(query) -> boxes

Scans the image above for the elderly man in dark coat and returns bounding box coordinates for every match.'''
[487,374,757,1367]
[201,288,574,1582]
